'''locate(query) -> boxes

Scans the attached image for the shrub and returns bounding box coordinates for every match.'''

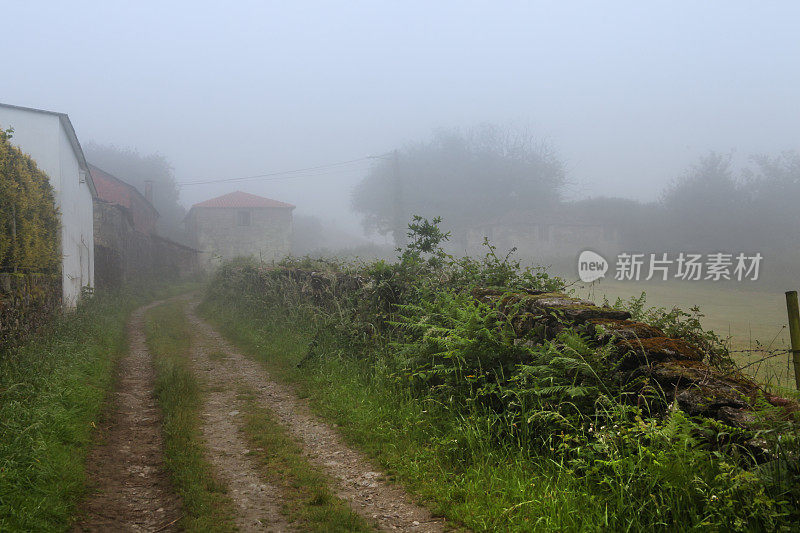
[0,127,60,273]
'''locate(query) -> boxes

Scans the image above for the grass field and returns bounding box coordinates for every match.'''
[0,294,131,531]
[572,279,797,387]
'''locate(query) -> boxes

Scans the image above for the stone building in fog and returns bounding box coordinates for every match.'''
[464,210,621,262]
[185,191,295,269]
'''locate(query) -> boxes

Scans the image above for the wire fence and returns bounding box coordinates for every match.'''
[726,345,795,389]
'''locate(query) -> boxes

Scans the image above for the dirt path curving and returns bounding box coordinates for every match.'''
[74,301,182,532]
[190,343,291,531]
[185,301,448,532]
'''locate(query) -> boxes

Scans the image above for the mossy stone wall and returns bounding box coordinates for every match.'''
[0,273,61,348]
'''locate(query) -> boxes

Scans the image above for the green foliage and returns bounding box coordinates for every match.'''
[205,286,800,531]
[398,215,451,270]
[0,126,60,273]
[449,238,564,291]
[203,215,800,530]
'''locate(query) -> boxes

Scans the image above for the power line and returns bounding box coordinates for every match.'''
[178,164,372,188]
[177,155,387,187]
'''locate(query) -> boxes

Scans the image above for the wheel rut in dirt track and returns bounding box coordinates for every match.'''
[189,336,290,531]
[186,300,448,532]
[74,300,182,532]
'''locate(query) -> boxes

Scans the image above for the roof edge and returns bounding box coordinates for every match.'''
[58,115,96,196]
[88,163,159,218]
[0,102,97,197]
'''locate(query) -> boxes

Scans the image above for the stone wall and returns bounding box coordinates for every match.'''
[94,201,199,289]
[0,272,61,348]
[472,288,798,430]
[188,207,292,270]
[262,266,798,431]
[152,235,201,279]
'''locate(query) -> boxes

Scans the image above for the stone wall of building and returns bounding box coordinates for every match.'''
[94,200,199,289]
[188,207,292,270]
[466,222,621,261]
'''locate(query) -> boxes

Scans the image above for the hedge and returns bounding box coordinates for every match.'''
[0,126,60,273]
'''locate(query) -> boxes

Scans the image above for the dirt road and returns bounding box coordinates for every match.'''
[73,301,182,532]
[186,300,446,532]
[76,298,448,532]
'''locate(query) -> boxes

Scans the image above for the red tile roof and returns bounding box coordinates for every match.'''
[191,191,295,209]
[89,164,159,234]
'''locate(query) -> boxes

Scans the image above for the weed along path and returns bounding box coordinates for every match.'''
[185,300,448,532]
[74,301,182,532]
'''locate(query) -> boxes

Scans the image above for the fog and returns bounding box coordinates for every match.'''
[2,1,799,258]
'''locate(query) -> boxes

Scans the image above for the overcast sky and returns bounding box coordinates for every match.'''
[2,1,799,235]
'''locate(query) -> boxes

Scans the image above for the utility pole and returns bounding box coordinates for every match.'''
[785,290,800,389]
[392,150,406,248]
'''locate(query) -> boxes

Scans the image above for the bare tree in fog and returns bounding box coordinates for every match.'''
[660,152,745,251]
[743,151,800,251]
[578,150,800,285]
[351,124,565,246]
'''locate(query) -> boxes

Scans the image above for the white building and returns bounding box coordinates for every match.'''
[0,103,96,307]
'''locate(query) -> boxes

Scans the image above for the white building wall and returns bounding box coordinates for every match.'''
[0,106,95,307]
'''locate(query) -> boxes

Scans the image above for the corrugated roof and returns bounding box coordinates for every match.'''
[191,191,295,209]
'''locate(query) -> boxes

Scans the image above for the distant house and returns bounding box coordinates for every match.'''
[464,210,621,262]
[90,165,198,287]
[185,191,295,269]
[0,103,95,307]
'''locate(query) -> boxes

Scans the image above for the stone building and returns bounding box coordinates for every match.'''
[464,210,621,264]
[90,164,158,235]
[185,191,295,269]
[91,165,199,287]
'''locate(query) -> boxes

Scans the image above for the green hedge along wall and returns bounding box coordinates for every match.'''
[0,126,60,274]
[1,126,61,347]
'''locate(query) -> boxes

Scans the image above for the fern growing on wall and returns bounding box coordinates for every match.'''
[0,126,60,274]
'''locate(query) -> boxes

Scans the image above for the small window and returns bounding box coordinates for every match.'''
[237,211,251,226]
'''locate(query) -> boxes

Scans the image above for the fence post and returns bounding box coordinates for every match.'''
[785,291,800,389]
